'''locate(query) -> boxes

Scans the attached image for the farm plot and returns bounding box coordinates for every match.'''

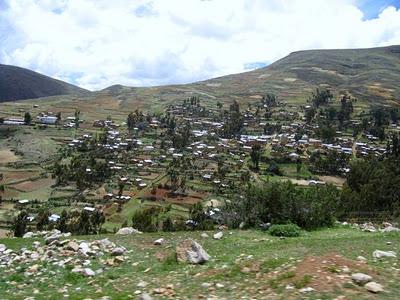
[0,149,20,164]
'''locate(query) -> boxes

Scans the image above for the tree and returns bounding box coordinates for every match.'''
[36,208,51,231]
[12,211,29,237]
[74,109,80,129]
[250,144,262,170]
[262,93,278,107]
[24,112,32,125]
[305,107,316,124]
[311,89,333,108]
[127,112,135,131]
[296,158,302,174]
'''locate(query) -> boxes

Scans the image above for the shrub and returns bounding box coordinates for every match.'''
[222,181,340,230]
[268,224,300,237]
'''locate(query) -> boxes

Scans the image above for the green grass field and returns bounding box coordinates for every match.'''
[0,227,399,299]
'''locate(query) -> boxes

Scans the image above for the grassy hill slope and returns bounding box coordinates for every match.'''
[0,64,89,102]
[92,45,400,112]
[1,45,399,123]
[0,227,399,299]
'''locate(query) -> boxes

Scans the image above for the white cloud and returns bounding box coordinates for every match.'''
[1,0,400,90]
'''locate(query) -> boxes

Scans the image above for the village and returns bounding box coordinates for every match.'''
[1,90,399,235]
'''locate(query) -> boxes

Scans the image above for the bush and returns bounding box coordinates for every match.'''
[131,205,188,232]
[222,181,340,230]
[268,224,300,237]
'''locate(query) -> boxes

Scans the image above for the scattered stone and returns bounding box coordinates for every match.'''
[23,232,34,238]
[83,268,96,277]
[357,256,367,262]
[201,282,212,289]
[373,250,397,259]
[213,232,223,240]
[215,283,224,288]
[380,226,400,232]
[176,239,210,264]
[200,233,209,238]
[116,227,142,235]
[364,282,384,293]
[138,293,153,300]
[299,287,315,293]
[137,281,148,288]
[66,241,79,252]
[0,244,6,252]
[359,223,377,232]
[111,247,126,256]
[153,238,164,245]
[351,273,372,285]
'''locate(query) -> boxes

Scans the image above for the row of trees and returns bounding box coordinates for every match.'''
[13,209,105,237]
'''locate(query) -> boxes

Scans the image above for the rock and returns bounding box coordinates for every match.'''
[78,242,90,255]
[114,256,124,264]
[116,227,142,235]
[360,222,377,232]
[380,226,400,232]
[201,282,212,289]
[299,287,315,293]
[176,239,210,264]
[32,241,41,249]
[373,250,397,258]
[137,281,148,288]
[45,233,61,245]
[154,238,164,245]
[239,222,246,229]
[27,264,40,273]
[138,293,153,300]
[351,273,372,285]
[357,255,367,262]
[213,232,223,240]
[200,233,209,238]
[0,244,6,252]
[66,241,79,252]
[83,268,96,277]
[365,281,384,293]
[98,238,113,250]
[342,266,351,274]
[23,232,34,238]
[215,283,224,288]
[111,247,125,256]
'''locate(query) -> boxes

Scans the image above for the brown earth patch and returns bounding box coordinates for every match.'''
[0,149,20,164]
[319,175,346,187]
[1,170,39,184]
[0,228,11,238]
[143,188,206,204]
[292,254,367,291]
[11,177,54,192]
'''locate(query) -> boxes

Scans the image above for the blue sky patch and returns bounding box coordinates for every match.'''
[244,62,268,70]
[357,0,400,20]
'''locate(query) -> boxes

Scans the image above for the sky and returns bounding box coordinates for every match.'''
[0,0,400,91]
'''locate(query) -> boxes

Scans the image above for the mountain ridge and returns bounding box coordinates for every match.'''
[0,64,89,102]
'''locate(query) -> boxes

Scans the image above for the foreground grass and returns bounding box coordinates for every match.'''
[0,227,399,299]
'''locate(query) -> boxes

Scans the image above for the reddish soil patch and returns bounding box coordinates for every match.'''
[270,253,374,294]
[143,188,206,204]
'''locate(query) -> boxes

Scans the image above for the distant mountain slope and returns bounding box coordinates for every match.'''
[0,64,89,102]
[96,45,400,111]
[193,45,400,105]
